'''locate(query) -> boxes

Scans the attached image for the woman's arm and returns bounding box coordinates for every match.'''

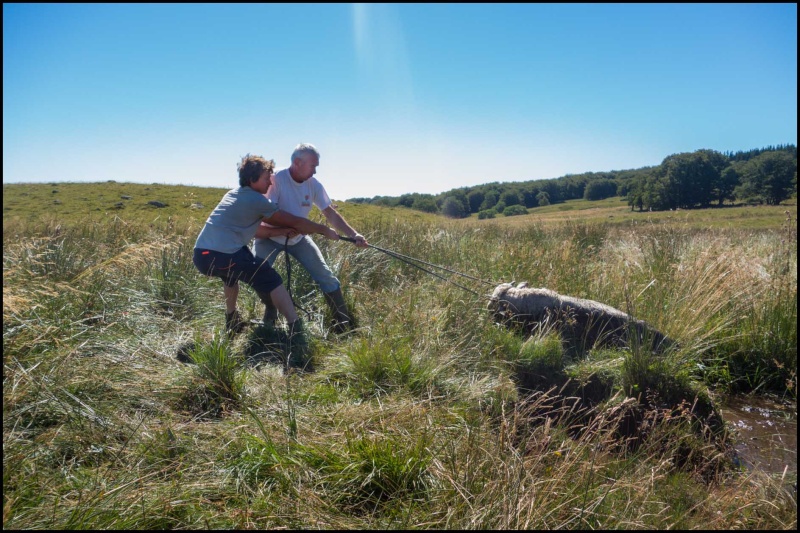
[264,210,339,240]
[255,224,299,241]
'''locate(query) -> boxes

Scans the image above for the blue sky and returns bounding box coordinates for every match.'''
[3,3,797,200]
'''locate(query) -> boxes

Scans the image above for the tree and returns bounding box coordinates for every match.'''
[716,164,741,206]
[411,196,438,213]
[521,187,540,208]
[448,189,470,214]
[584,179,617,201]
[501,190,521,206]
[398,194,416,208]
[562,174,588,199]
[626,178,644,211]
[480,191,498,211]
[539,180,562,204]
[441,196,467,218]
[736,151,797,205]
[629,192,644,211]
[467,190,485,213]
[642,173,671,211]
[659,149,727,209]
[698,149,730,205]
[536,191,550,206]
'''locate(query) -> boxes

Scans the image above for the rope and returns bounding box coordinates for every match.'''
[338,236,497,297]
[282,234,499,306]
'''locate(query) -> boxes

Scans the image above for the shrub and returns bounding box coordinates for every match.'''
[178,334,246,416]
[503,205,528,217]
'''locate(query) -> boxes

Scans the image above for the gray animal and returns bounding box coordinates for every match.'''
[488,282,675,354]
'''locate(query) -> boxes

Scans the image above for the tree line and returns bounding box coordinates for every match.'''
[347,144,797,218]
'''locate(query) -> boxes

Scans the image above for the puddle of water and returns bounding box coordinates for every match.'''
[720,395,797,480]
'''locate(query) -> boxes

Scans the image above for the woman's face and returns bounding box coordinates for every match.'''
[252,169,273,194]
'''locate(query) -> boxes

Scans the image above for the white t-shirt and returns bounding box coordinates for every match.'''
[262,167,332,245]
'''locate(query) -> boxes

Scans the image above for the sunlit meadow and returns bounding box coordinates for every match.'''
[3,183,796,529]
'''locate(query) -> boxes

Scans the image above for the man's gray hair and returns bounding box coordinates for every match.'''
[291,143,320,163]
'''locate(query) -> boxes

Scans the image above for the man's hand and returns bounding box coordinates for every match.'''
[353,234,368,248]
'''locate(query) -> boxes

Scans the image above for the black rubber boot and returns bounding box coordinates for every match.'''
[323,288,355,334]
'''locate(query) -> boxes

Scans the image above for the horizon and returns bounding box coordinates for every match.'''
[4,142,794,202]
[3,4,797,200]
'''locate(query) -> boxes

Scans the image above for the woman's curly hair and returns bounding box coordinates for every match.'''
[238,154,275,187]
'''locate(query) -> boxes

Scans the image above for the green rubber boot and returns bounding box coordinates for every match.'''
[323,288,356,335]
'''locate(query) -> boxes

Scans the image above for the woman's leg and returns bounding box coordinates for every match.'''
[269,285,299,323]
[223,282,239,313]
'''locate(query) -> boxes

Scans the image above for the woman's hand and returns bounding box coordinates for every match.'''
[322,227,339,241]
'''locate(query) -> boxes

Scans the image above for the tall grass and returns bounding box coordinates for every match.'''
[3,196,796,529]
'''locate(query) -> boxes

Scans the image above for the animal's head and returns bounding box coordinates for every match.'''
[488,282,528,320]
[489,282,561,324]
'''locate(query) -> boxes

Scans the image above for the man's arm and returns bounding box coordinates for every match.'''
[322,206,368,247]
[265,210,339,241]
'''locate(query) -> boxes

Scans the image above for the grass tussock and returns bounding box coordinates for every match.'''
[3,185,797,529]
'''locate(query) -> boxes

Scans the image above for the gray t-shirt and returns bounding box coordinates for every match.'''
[195,187,279,253]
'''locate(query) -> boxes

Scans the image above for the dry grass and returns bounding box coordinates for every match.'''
[3,183,796,529]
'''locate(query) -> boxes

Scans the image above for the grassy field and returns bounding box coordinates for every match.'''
[3,182,797,529]
[470,196,797,230]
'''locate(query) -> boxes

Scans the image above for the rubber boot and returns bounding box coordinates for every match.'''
[225,310,247,335]
[323,288,355,334]
[285,318,312,371]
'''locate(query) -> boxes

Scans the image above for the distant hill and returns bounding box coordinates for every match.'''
[348,144,797,217]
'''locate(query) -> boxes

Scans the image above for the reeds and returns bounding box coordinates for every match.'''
[3,205,796,529]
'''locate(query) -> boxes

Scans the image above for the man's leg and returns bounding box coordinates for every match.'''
[288,237,354,332]
[286,236,340,293]
[252,238,283,267]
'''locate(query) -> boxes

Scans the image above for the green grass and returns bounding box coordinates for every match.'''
[3,182,797,529]
[466,195,797,231]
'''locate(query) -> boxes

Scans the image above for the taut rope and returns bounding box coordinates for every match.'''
[338,236,498,296]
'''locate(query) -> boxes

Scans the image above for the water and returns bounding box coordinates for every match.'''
[720,395,796,483]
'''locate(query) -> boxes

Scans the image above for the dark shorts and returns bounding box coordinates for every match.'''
[193,246,283,296]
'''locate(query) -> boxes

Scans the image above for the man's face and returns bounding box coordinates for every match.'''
[293,154,319,182]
